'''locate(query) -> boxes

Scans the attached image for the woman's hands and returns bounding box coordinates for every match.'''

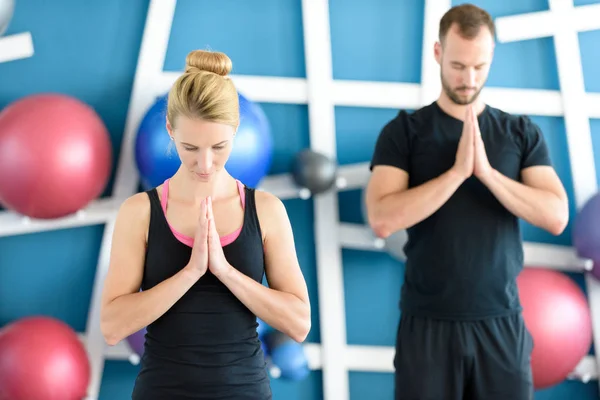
[185,196,232,280]
[185,198,209,279]
[206,196,232,279]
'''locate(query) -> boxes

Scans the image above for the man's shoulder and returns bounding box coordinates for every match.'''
[386,103,438,133]
[484,104,532,131]
[399,102,438,121]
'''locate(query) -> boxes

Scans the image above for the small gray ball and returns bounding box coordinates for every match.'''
[0,0,15,37]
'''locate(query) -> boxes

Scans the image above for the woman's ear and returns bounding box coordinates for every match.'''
[166,119,174,139]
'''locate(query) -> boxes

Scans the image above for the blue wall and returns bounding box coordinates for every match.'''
[0,0,599,399]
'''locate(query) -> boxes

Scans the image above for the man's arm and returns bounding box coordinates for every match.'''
[365,166,465,238]
[473,114,569,236]
[478,166,569,235]
[366,107,475,238]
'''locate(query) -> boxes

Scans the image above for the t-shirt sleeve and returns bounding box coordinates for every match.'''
[369,112,410,173]
[520,116,553,169]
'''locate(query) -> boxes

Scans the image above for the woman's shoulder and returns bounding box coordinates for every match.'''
[115,191,152,229]
[253,189,290,237]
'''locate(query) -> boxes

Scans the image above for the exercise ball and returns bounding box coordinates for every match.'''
[361,189,408,261]
[292,149,337,195]
[257,318,268,338]
[0,94,112,219]
[264,330,309,381]
[135,92,273,189]
[126,327,146,357]
[257,318,270,357]
[573,192,600,274]
[0,316,90,400]
[0,0,14,36]
[134,95,176,189]
[227,93,273,188]
[517,268,593,389]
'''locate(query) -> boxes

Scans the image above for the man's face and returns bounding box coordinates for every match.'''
[436,23,495,105]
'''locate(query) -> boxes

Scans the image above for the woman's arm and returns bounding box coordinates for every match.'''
[100,193,203,345]
[214,191,311,342]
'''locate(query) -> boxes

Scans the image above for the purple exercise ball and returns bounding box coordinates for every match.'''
[126,327,146,357]
[573,193,600,278]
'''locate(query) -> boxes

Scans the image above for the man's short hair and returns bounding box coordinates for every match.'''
[439,3,495,43]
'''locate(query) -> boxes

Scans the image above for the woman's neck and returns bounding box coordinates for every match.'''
[168,168,235,205]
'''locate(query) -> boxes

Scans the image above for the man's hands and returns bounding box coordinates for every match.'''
[453,105,476,179]
[452,104,492,181]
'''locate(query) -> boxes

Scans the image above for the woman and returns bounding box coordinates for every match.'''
[100,49,311,399]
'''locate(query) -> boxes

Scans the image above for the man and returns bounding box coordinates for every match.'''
[365,4,569,400]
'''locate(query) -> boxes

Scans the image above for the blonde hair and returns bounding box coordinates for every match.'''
[167,50,239,129]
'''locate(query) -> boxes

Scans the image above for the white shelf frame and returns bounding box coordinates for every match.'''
[1,1,599,398]
[0,32,34,64]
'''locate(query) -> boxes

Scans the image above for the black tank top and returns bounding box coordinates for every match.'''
[131,181,272,400]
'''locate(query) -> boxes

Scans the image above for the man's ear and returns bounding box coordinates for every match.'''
[434,41,442,65]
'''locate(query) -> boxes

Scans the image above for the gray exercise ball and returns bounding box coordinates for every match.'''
[0,0,14,36]
[361,189,408,262]
[292,149,337,195]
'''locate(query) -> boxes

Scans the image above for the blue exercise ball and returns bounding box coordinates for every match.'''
[228,93,273,188]
[134,95,176,190]
[134,92,273,190]
[257,318,268,338]
[265,331,309,381]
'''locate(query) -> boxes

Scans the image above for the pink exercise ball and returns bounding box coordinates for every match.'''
[0,316,91,400]
[0,94,112,219]
[517,268,593,389]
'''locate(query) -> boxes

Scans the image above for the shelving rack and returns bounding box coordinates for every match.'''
[1,1,600,398]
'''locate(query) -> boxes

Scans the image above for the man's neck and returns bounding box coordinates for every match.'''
[435,92,486,121]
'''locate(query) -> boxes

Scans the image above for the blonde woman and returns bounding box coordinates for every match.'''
[100,50,311,399]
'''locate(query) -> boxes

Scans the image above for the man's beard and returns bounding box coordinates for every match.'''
[441,73,483,105]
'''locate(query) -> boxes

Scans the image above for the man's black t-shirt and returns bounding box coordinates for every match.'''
[370,101,553,320]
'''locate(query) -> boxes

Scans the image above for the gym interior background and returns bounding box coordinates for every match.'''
[2,0,600,399]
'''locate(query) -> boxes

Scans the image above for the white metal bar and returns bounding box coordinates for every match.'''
[344,345,596,379]
[82,1,178,399]
[481,87,564,117]
[419,0,452,106]
[157,71,600,118]
[94,332,595,380]
[569,354,599,383]
[587,93,600,116]
[0,32,34,64]
[523,242,593,272]
[338,223,593,272]
[0,198,119,237]
[495,3,600,42]
[301,0,349,398]
[0,163,371,237]
[158,72,308,104]
[332,80,421,109]
[345,345,394,372]
[338,223,385,251]
[495,10,557,42]
[547,0,598,209]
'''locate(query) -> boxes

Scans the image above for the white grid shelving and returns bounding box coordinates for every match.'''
[1,1,599,398]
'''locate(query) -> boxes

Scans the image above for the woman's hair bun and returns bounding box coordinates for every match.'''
[185,50,232,76]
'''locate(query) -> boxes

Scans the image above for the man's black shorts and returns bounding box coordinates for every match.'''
[394,312,534,400]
